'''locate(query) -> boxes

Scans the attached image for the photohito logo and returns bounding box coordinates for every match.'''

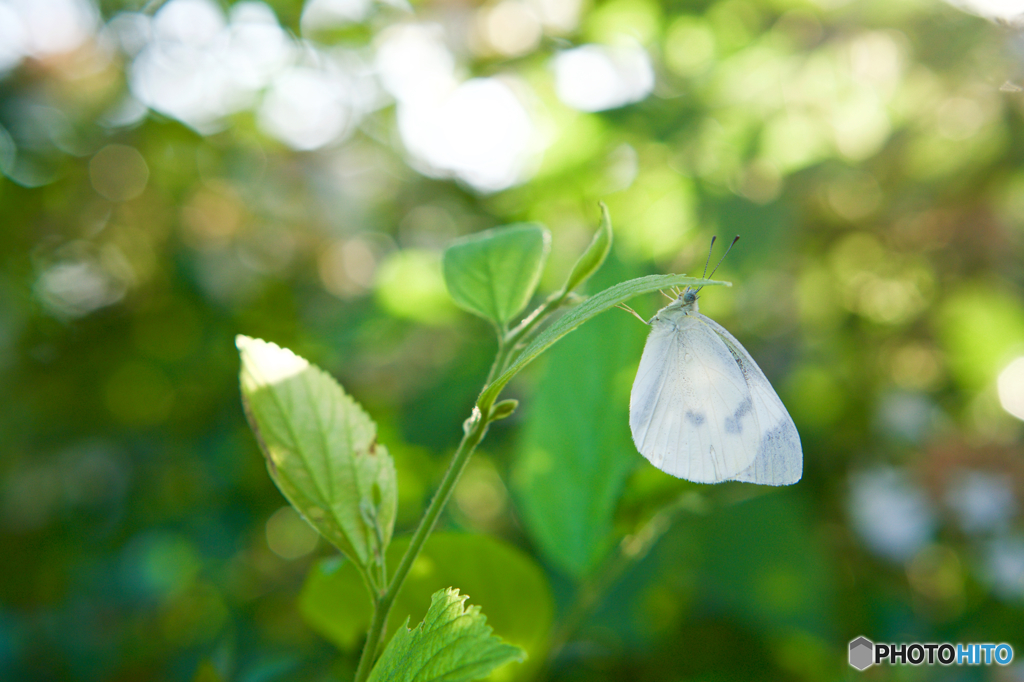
[849,637,874,671]
[849,637,1014,670]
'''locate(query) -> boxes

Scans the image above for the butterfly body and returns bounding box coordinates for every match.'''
[629,288,802,485]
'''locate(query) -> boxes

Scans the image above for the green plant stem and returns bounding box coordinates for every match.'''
[506,290,569,352]
[481,290,573,389]
[352,407,492,682]
[354,561,379,606]
[484,339,515,389]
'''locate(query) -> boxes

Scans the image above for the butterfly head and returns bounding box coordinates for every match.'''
[675,287,700,314]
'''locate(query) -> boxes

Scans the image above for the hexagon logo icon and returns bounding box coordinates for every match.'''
[849,637,874,670]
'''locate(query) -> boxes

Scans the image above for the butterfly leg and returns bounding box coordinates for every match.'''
[615,303,649,325]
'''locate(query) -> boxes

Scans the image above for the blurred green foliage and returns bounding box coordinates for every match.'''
[2,0,1024,680]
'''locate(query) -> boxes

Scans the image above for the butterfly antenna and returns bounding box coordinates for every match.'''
[616,303,649,325]
[702,235,717,279]
[696,235,739,293]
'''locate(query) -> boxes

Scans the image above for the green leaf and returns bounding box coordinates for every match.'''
[442,223,551,327]
[236,335,397,571]
[513,261,645,577]
[477,274,731,409]
[489,399,518,421]
[299,533,553,681]
[368,588,525,682]
[560,202,612,294]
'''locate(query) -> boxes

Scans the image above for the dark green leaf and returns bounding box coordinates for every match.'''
[442,223,551,327]
[513,273,645,577]
[237,335,397,571]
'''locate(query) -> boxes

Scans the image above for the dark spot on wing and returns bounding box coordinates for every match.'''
[724,397,752,434]
[686,410,705,426]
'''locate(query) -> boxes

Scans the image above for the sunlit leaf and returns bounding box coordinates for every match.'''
[237,335,397,571]
[299,533,553,681]
[477,274,730,408]
[442,223,551,327]
[368,588,525,682]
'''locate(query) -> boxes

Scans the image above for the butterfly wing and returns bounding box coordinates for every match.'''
[630,316,761,483]
[696,314,803,485]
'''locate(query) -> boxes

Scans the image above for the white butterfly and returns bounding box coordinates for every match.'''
[625,239,802,485]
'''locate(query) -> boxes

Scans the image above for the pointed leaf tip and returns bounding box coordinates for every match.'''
[562,203,613,294]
